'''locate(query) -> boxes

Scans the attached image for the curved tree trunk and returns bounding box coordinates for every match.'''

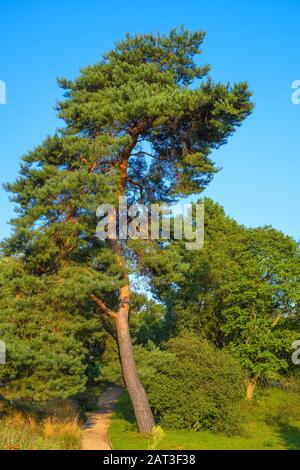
[111,239,155,433]
[115,311,155,433]
[92,136,155,433]
[93,236,155,433]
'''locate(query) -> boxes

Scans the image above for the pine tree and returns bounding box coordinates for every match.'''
[0,257,103,400]
[2,29,253,432]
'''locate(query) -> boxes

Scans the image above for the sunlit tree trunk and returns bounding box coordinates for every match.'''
[115,283,155,433]
[92,148,155,433]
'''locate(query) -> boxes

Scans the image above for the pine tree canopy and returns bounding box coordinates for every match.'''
[0,28,253,402]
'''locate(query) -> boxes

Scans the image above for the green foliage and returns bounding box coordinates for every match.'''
[99,334,123,385]
[57,27,252,202]
[147,426,165,450]
[110,388,300,450]
[147,335,245,434]
[73,384,105,412]
[149,199,300,385]
[220,225,300,382]
[100,337,173,388]
[0,257,105,400]
[0,28,252,403]
[129,294,167,346]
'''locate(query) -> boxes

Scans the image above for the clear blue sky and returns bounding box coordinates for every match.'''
[0,0,299,240]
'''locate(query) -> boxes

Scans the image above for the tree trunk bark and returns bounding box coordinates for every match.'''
[115,312,155,433]
[93,137,155,433]
[246,378,257,400]
[109,237,155,433]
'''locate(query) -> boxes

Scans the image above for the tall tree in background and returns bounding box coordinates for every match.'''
[151,199,300,400]
[221,225,300,399]
[2,29,253,432]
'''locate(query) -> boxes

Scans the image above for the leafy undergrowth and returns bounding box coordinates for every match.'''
[109,388,300,450]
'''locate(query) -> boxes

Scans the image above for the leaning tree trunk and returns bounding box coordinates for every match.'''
[109,237,155,433]
[246,378,257,401]
[115,305,155,433]
[92,258,155,433]
[92,145,155,433]
[92,241,155,432]
[93,246,155,432]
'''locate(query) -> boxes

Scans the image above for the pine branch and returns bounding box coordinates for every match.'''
[91,294,118,319]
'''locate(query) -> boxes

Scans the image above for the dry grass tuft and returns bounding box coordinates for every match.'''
[43,416,81,439]
[0,410,82,450]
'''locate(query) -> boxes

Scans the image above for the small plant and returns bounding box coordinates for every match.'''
[148,426,165,450]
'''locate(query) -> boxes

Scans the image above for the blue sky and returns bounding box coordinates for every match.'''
[0,0,299,240]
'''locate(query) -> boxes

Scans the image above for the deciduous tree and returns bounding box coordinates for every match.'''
[153,200,300,399]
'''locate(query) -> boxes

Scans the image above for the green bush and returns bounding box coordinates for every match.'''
[100,337,174,387]
[147,335,245,434]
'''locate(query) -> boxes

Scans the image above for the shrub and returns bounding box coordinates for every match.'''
[100,337,174,388]
[147,334,245,434]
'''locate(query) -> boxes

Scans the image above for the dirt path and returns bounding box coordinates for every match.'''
[81,384,123,450]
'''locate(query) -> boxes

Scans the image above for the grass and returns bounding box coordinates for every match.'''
[109,388,300,450]
[0,398,82,450]
[0,383,109,450]
[0,384,108,450]
[0,412,82,450]
[1,385,299,450]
